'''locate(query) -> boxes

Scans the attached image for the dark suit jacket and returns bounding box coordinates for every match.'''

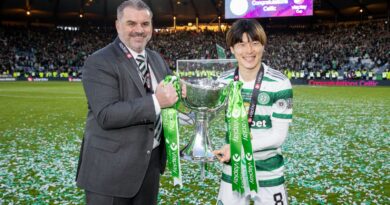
[76,37,170,198]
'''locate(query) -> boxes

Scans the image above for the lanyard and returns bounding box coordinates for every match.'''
[117,41,153,92]
[233,64,264,127]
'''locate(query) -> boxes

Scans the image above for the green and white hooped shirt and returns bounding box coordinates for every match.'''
[220,63,293,187]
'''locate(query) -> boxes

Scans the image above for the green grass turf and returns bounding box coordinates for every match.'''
[0,82,389,204]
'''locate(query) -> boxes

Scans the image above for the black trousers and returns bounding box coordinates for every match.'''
[85,146,162,205]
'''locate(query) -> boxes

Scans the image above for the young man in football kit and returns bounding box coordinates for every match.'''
[213,19,293,205]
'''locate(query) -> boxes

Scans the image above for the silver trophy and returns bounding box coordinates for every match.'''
[176,59,237,167]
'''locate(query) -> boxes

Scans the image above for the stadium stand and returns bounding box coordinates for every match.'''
[0,20,389,80]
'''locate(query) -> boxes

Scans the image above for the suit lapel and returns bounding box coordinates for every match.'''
[113,37,146,96]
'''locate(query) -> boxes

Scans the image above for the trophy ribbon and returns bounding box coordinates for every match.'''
[161,75,182,187]
[227,81,258,194]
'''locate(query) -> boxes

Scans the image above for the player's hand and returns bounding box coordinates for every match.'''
[156,81,178,108]
[213,144,230,163]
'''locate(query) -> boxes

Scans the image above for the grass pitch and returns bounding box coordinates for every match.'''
[0,82,389,204]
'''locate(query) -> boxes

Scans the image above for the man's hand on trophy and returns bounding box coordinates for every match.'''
[156,81,178,108]
[213,144,230,163]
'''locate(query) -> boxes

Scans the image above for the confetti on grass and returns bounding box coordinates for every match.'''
[0,83,389,204]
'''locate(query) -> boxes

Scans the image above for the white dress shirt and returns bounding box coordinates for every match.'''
[128,47,161,149]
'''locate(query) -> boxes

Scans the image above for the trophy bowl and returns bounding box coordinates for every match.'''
[176,59,237,163]
[182,78,227,111]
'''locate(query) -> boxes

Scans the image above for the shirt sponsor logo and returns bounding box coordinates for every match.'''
[251,119,267,128]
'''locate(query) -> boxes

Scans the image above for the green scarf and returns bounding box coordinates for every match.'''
[226,81,258,194]
[161,75,182,187]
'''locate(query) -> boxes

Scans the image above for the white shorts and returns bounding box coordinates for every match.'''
[216,179,288,205]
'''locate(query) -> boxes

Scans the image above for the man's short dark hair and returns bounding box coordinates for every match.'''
[226,19,267,48]
[117,0,153,20]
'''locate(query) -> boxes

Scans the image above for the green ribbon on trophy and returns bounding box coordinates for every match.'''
[161,75,182,187]
[227,81,258,194]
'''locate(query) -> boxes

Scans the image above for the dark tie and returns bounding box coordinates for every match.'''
[136,54,147,83]
[136,54,162,143]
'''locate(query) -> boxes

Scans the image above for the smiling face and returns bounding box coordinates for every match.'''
[226,19,267,72]
[230,33,264,71]
[115,6,152,53]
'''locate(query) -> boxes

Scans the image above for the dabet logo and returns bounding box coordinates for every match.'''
[251,119,267,128]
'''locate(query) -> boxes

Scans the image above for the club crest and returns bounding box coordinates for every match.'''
[258,92,270,105]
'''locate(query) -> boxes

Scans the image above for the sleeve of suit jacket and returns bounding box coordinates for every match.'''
[82,50,159,130]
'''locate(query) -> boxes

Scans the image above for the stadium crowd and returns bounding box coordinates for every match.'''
[264,22,390,80]
[0,20,389,80]
[0,26,113,78]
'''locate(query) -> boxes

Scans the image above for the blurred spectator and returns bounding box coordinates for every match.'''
[0,20,389,80]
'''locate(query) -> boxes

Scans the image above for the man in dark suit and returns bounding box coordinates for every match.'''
[76,0,184,204]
